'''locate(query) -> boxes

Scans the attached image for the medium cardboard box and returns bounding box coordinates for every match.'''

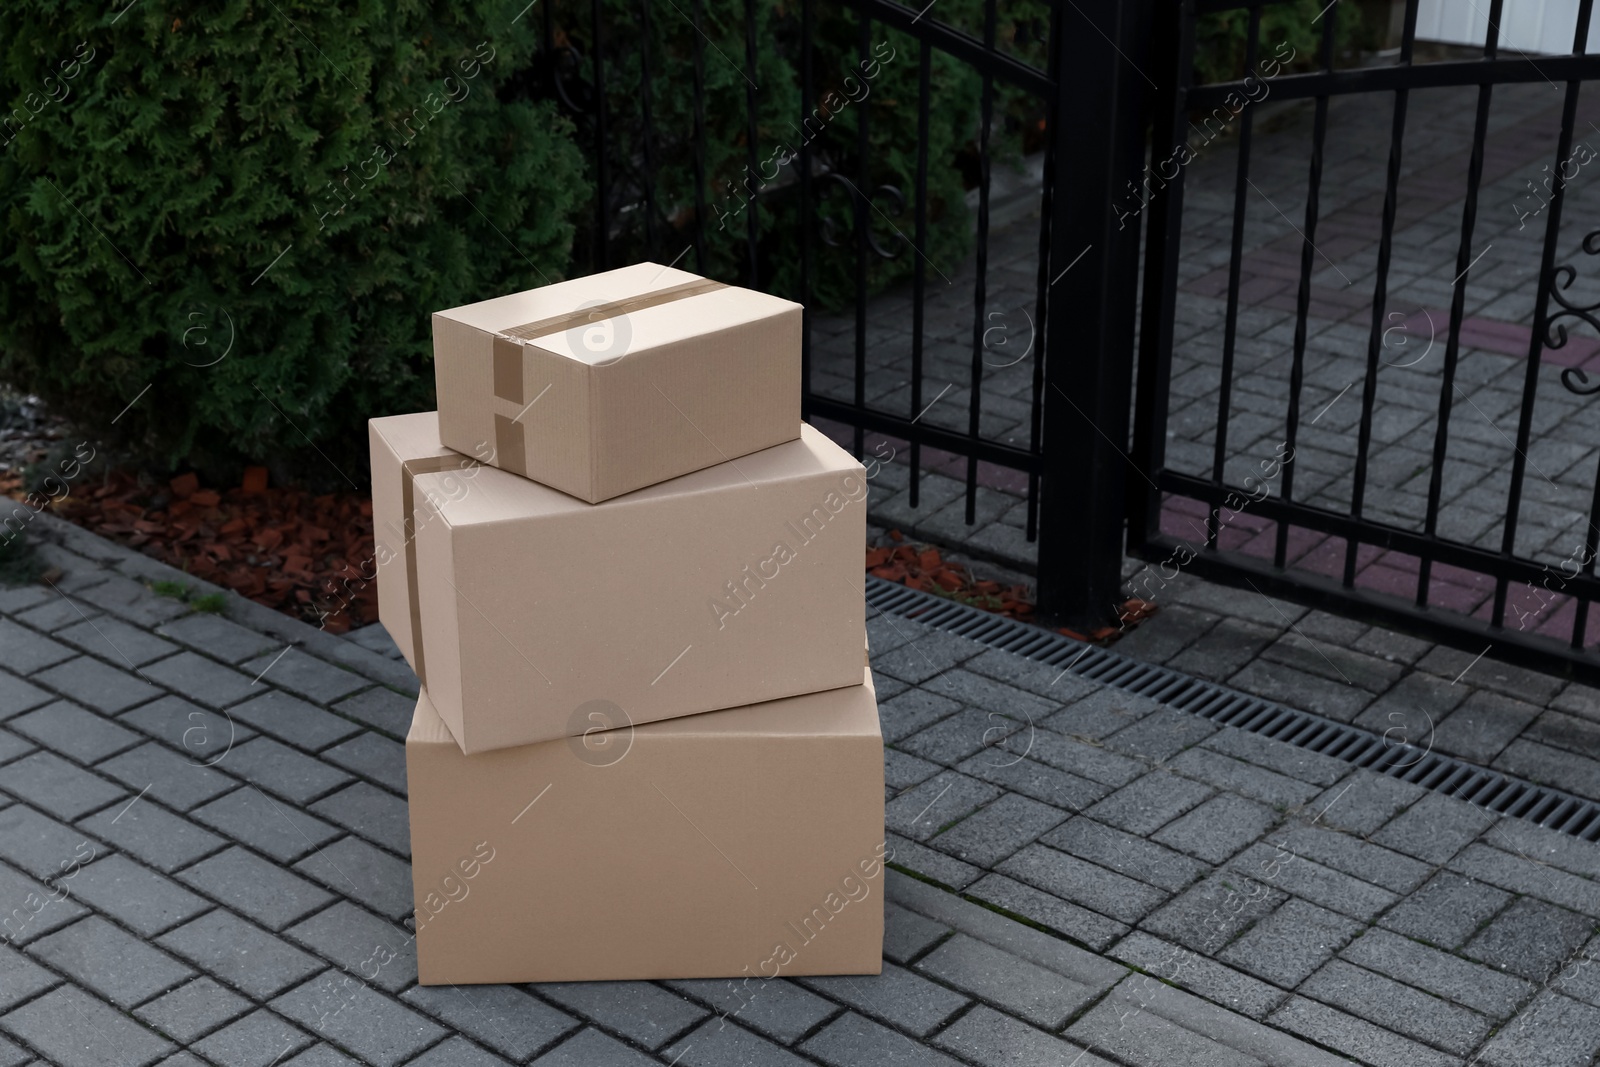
[369,411,867,753]
[433,262,802,503]
[406,670,886,984]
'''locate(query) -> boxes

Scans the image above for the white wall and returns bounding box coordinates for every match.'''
[1416,0,1600,54]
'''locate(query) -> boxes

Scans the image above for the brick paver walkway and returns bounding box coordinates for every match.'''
[2,512,1599,1066]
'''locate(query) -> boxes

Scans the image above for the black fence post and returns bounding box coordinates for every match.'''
[1033,0,1156,626]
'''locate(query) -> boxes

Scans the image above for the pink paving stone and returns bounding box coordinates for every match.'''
[1428,577,1493,614]
[1238,275,1293,303]
[1236,522,1283,560]
[1431,561,1498,593]
[1354,562,1419,598]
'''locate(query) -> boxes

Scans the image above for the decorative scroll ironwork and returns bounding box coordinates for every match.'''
[815,172,907,259]
[1545,229,1600,396]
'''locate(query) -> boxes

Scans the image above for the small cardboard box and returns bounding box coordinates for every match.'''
[406,670,887,984]
[433,262,802,503]
[369,411,867,753]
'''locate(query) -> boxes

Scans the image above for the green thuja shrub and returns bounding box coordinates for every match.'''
[0,1,585,484]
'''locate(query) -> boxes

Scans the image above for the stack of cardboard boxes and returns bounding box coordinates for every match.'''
[369,262,886,985]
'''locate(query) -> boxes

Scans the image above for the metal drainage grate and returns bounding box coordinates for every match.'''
[866,576,1600,842]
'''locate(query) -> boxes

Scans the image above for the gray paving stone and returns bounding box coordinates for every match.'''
[870,631,987,685]
[897,707,1021,766]
[0,672,50,722]
[310,782,411,856]
[1219,897,1363,988]
[666,976,834,1045]
[179,846,335,930]
[884,770,1001,842]
[1021,729,1146,788]
[1466,896,1596,982]
[118,693,257,761]
[0,944,57,1011]
[1553,682,1600,724]
[191,1009,314,1067]
[1450,842,1600,916]
[52,616,175,668]
[0,584,49,615]
[1302,957,1492,1055]
[1495,738,1600,800]
[929,793,1065,867]
[1110,931,1288,1019]
[0,753,122,820]
[954,752,1108,812]
[917,932,1095,1028]
[1380,870,1513,950]
[139,651,257,710]
[1168,616,1281,682]
[800,1011,964,1067]
[528,1027,656,1066]
[0,732,29,766]
[190,785,341,863]
[403,984,576,1061]
[405,1036,513,1067]
[242,648,369,704]
[877,689,962,744]
[883,833,982,891]
[1351,671,1469,745]
[1169,746,1323,809]
[7,702,137,765]
[1044,817,1207,892]
[96,741,236,811]
[157,612,282,665]
[538,980,707,1049]
[0,805,97,883]
[76,793,224,873]
[30,656,160,715]
[65,853,207,937]
[1431,690,1543,764]
[1485,818,1600,879]
[1230,841,1399,921]
[1344,925,1533,1019]
[1152,792,1280,865]
[1227,658,1377,722]
[880,901,949,965]
[1270,823,1432,893]
[920,670,1060,722]
[13,593,105,632]
[1085,770,1214,836]
[663,1018,812,1067]
[225,738,353,805]
[281,1043,364,1067]
[940,1005,1116,1066]
[1099,707,1220,762]
[1268,995,1460,1067]
[0,621,75,675]
[286,901,415,992]
[1139,872,1289,956]
[332,687,416,739]
[158,910,325,999]
[965,873,1131,951]
[1554,935,1600,1008]
[272,972,447,1067]
[1306,770,1426,835]
[962,647,1101,703]
[1070,979,1353,1067]
[293,836,413,920]
[321,731,406,794]
[0,985,174,1067]
[1258,630,1405,693]
[227,690,365,752]
[1373,791,1499,864]
[1040,686,1165,742]
[74,575,189,626]
[1417,646,1567,704]
[884,748,940,790]
[134,976,252,1044]
[1200,727,1351,787]
[1478,990,1600,1067]
[998,843,1169,924]
[30,915,194,1007]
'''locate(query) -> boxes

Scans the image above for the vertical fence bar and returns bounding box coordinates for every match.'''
[590,0,610,270]
[1206,2,1263,548]
[798,0,815,414]
[964,0,997,524]
[1128,2,1197,555]
[852,11,870,459]
[910,40,931,509]
[1035,0,1154,622]
[1496,0,1595,627]
[742,0,761,285]
[1345,0,1419,587]
[1272,9,1337,569]
[1417,0,1502,608]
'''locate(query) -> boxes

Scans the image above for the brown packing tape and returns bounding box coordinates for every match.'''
[401,453,482,687]
[498,277,729,344]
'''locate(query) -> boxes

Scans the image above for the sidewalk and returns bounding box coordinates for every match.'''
[0,514,1597,1066]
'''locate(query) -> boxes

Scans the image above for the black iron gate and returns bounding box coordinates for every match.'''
[1129,0,1600,681]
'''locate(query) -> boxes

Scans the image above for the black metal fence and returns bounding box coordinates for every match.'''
[1131,0,1600,682]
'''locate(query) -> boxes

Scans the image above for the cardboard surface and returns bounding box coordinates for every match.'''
[406,670,886,984]
[369,411,867,753]
[433,262,802,502]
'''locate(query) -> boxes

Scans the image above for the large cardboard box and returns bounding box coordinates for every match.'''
[432,262,802,503]
[369,411,867,753]
[406,670,887,984]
